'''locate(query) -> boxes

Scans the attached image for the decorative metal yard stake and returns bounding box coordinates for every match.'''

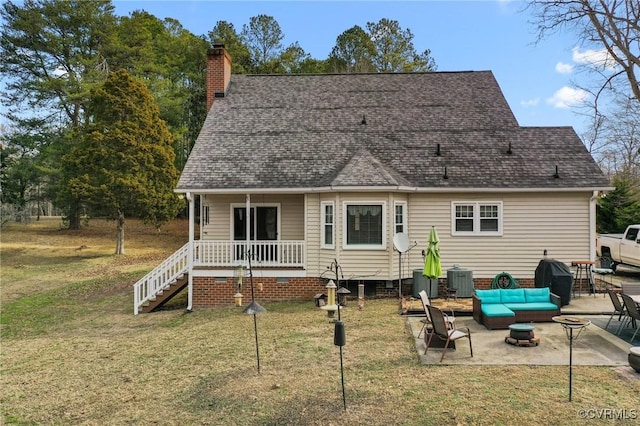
[242,252,266,373]
[327,259,347,411]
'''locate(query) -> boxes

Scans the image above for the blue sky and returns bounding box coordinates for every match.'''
[112,0,594,135]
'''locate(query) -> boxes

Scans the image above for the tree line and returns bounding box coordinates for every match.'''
[1,0,638,250]
[0,0,436,253]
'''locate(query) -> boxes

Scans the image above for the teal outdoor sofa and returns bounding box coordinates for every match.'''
[472,287,561,330]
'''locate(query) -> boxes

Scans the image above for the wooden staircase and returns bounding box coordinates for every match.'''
[134,243,189,315]
[138,274,189,313]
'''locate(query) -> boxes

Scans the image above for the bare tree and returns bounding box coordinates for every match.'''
[528,1,639,177]
[596,97,640,176]
[528,0,639,102]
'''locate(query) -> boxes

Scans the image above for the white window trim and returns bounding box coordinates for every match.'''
[342,201,387,250]
[321,201,335,249]
[451,201,503,236]
[394,201,407,235]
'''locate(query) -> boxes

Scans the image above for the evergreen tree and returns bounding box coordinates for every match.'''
[328,25,376,73]
[328,19,437,73]
[241,14,284,73]
[366,18,436,72]
[62,69,181,254]
[0,121,47,222]
[208,20,253,74]
[0,0,116,127]
[110,11,209,168]
[597,174,640,233]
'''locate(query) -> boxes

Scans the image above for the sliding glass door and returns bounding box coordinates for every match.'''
[233,206,278,261]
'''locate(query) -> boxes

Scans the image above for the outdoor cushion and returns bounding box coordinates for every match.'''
[499,288,526,304]
[503,302,559,311]
[481,304,515,317]
[475,289,501,304]
[524,287,550,303]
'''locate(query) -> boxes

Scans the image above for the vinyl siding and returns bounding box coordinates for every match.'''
[199,191,594,281]
[314,193,397,280]
[201,194,304,240]
[406,192,592,279]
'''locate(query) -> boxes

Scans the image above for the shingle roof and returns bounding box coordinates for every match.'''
[177,71,610,192]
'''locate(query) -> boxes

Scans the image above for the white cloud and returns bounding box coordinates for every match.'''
[546,86,589,109]
[520,98,540,107]
[572,47,617,70]
[555,62,573,74]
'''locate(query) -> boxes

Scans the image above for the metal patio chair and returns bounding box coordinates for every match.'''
[605,288,626,333]
[417,290,454,338]
[425,305,473,362]
[619,293,640,342]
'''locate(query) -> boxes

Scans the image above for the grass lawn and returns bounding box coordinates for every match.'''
[1,218,639,425]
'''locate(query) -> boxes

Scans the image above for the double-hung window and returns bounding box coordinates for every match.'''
[452,202,502,236]
[343,202,386,249]
[394,202,407,234]
[321,202,335,248]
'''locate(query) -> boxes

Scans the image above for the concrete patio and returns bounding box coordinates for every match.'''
[407,291,638,374]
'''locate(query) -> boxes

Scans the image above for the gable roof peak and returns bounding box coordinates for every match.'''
[331,148,410,187]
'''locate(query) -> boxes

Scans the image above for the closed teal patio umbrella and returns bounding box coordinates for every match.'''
[423,226,442,284]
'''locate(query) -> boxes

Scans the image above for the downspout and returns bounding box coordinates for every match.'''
[589,191,598,261]
[187,192,194,312]
[304,194,308,274]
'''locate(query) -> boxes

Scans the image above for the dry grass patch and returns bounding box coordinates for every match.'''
[1,218,639,425]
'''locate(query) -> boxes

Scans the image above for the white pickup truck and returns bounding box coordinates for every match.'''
[596,224,640,271]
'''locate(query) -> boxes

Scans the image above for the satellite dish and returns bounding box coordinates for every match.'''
[393,232,410,253]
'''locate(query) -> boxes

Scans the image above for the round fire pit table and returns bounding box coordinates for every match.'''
[505,323,539,346]
[509,323,535,339]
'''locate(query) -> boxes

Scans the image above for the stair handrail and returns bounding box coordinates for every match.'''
[134,242,190,315]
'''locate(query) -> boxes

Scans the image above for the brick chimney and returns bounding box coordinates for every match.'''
[206,43,232,110]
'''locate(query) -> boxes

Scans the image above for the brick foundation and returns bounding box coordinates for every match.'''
[192,276,327,308]
[472,277,535,290]
[192,276,538,307]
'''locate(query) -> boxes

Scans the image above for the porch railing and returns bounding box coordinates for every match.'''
[134,242,189,315]
[134,240,305,314]
[195,240,305,268]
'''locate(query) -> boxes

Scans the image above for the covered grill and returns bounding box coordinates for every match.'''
[535,259,572,306]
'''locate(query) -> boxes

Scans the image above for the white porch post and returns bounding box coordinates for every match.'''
[245,193,251,264]
[187,192,195,311]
